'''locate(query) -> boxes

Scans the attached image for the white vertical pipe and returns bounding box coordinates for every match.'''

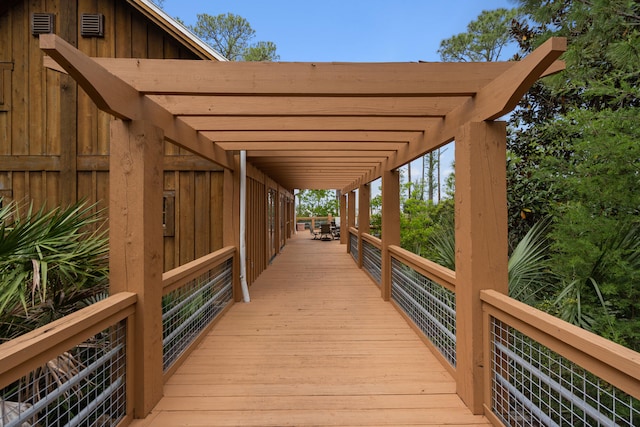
[239,150,250,302]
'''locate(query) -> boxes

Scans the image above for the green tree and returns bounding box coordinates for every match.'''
[243,41,280,61]
[296,190,338,217]
[508,0,640,348]
[438,8,521,62]
[190,13,279,61]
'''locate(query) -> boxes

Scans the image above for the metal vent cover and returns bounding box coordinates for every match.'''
[81,13,104,37]
[31,13,55,35]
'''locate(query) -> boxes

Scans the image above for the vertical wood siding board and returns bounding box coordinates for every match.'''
[211,171,223,251]
[29,170,41,210]
[163,172,175,271]
[29,0,46,157]
[193,171,209,258]
[0,3,10,143]
[53,0,78,206]
[178,171,195,265]
[78,0,98,156]
[114,0,132,58]
[11,1,27,155]
[147,21,164,59]
[130,10,147,59]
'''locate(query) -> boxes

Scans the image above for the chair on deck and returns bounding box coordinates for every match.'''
[319,223,332,241]
[310,227,320,239]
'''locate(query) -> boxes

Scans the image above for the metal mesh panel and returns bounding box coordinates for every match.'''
[162,258,233,371]
[391,257,456,367]
[349,233,359,264]
[490,317,640,427]
[0,320,127,426]
[362,239,382,285]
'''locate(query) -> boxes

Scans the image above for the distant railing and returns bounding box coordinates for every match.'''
[388,245,457,370]
[361,233,382,286]
[349,228,358,263]
[0,292,136,427]
[162,246,235,375]
[482,290,640,427]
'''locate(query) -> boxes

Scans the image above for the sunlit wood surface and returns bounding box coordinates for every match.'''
[132,233,490,426]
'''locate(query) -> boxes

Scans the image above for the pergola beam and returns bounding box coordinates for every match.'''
[151,95,466,117]
[202,130,420,142]
[181,116,440,132]
[92,58,515,95]
[219,142,407,151]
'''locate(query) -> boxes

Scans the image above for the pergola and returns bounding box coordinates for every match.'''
[42,35,564,192]
[40,34,566,417]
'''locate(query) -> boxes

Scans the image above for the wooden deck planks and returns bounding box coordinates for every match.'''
[132,234,490,426]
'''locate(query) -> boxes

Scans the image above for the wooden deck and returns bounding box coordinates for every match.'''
[132,233,491,426]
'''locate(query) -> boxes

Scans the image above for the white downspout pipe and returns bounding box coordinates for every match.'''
[239,150,250,302]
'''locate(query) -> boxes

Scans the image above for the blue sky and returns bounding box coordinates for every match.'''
[161,0,519,62]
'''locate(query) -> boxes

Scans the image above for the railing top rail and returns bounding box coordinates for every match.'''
[0,291,137,387]
[482,289,640,400]
[162,246,235,295]
[349,226,358,235]
[361,232,382,248]
[389,244,456,292]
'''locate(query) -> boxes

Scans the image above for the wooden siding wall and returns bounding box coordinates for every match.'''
[0,0,224,271]
[245,162,293,286]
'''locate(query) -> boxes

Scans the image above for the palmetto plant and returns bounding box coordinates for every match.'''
[0,200,109,341]
[429,217,555,305]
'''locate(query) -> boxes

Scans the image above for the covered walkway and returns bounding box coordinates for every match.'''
[133,234,490,426]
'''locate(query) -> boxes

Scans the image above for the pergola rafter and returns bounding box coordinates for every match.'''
[40,34,565,192]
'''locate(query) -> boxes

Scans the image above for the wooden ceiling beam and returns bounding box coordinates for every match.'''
[203,130,420,142]
[181,116,438,132]
[219,141,406,151]
[92,58,514,95]
[151,96,466,117]
[39,35,233,170]
[247,150,394,157]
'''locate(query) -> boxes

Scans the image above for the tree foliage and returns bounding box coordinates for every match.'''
[190,13,279,61]
[438,8,521,62]
[507,0,640,349]
[296,190,338,217]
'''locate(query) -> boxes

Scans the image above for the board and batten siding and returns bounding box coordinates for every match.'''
[0,0,225,271]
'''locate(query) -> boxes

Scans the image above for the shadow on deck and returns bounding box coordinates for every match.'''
[133,233,490,426]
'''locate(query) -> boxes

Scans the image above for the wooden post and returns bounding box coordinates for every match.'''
[454,121,508,414]
[347,190,356,253]
[381,169,400,301]
[224,158,241,302]
[357,183,370,268]
[339,193,347,245]
[109,119,164,418]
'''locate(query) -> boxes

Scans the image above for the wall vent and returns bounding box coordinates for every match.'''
[31,13,55,36]
[81,13,104,37]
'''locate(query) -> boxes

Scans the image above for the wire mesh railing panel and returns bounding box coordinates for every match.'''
[362,239,382,285]
[0,320,127,427]
[490,317,640,427]
[162,257,233,372]
[391,257,456,367]
[349,232,358,264]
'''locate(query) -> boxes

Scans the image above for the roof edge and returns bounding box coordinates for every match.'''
[126,0,228,62]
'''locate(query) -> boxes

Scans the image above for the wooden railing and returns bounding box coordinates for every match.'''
[387,245,457,373]
[0,292,137,426]
[361,233,382,285]
[347,239,640,425]
[481,290,640,427]
[161,246,236,378]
